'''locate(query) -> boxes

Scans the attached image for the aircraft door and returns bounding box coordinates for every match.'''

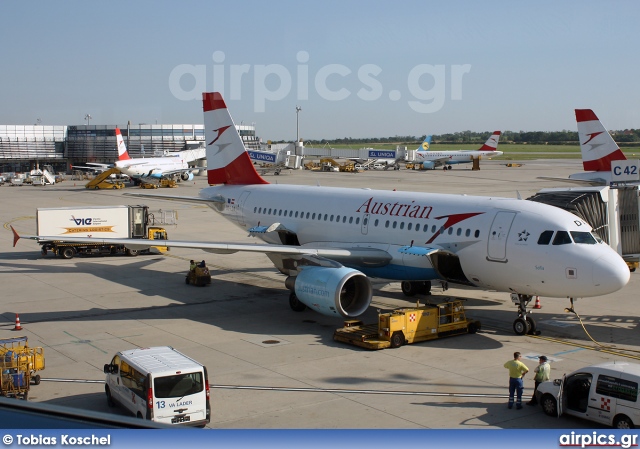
[235,191,251,226]
[361,213,370,235]
[487,211,516,261]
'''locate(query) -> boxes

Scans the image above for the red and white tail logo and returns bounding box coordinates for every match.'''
[202,93,268,185]
[576,109,626,172]
[478,131,501,151]
[115,128,130,161]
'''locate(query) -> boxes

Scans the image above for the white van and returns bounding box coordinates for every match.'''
[536,361,640,429]
[104,346,210,427]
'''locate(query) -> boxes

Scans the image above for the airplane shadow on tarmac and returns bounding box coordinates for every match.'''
[1,257,638,347]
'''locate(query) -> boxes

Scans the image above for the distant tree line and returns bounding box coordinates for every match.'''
[296,129,640,146]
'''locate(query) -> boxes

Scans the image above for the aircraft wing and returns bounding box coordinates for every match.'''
[11,226,392,268]
[537,176,606,186]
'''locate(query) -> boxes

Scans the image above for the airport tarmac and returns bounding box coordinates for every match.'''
[1,159,638,429]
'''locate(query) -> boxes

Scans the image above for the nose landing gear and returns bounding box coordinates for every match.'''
[511,293,538,335]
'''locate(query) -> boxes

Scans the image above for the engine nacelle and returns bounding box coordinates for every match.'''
[421,161,436,170]
[286,266,372,317]
[181,172,194,181]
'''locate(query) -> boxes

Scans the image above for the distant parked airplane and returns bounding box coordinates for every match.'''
[415,131,502,169]
[113,128,198,182]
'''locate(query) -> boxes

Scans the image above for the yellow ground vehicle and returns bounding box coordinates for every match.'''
[1,336,45,400]
[85,168,126,190]
[186,263,212,286]
[334,300,480,350]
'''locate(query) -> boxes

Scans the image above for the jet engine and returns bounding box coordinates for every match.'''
[285,266,372,318]
[421,161,436,170]
[181,172,194,181]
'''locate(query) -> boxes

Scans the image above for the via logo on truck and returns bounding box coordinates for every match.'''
[70,216,92,226]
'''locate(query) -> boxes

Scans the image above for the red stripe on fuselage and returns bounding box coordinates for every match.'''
[207,151,268,185]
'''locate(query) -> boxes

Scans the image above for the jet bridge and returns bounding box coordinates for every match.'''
[527,185,640,264]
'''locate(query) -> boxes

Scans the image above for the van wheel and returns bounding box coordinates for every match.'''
[468,322,478,334]
[105,386,115,407]
[614,415,634,429]
[137,412,143,419]
[126,249,139,256]
[540,394,557,416]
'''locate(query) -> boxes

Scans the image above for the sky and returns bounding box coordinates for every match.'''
[1,0,639,141]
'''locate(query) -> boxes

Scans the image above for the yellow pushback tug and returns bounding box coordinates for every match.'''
[333,300,480,350]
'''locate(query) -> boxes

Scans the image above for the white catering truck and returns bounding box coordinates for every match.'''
[35,205,171,259]
[104,346,211,427]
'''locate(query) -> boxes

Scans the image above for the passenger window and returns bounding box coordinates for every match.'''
[415,224,420,231]
[392,221,397,229]
[312,213,316,219]
[374,219,379,226]
[456,228,461,236]
[474,230,480,238]
[596,374,638,402]
[465,229,470,237]
[399,222,404,230]
[363,217,368,226]
[552,231,572,245]
[305,212,310,219]
[349,217,353,224]
[385,220,389,228]
[330,215,334,222]
[407,223,412,231]
[356,217,360,225]
[342,216,347,223]
[571,231,597,244]
[538,230,554,245]
[447,228,453,235]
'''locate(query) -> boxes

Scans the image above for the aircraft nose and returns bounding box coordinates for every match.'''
[592,252,630,294]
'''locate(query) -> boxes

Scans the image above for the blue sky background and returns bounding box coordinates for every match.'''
[1,0,638,140]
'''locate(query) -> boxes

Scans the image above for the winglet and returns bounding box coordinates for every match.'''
[575,109,626,172]
[10,225,20,248]
[202,92,268,185]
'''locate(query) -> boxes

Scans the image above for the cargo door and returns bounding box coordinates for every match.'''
[152,371,208,426]
[487,211,516,261]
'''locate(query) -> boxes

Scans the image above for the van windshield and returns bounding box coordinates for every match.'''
[154,372,203,398]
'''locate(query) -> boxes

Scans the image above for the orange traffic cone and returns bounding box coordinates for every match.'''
[533,296,541,309]
[13,313,23,331]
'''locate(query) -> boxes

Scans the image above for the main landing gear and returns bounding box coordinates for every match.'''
[511,294,538,336]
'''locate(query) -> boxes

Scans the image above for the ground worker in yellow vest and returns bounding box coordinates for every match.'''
[504,351,529,409]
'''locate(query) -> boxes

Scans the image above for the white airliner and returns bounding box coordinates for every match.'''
[415,131,502,169]
[568,109,628,185]
[113,128,196,182]
[12,94,630,336]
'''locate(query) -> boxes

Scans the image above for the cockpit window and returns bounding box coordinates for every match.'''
[571,231,597,244]
[537,230,554,245]
[552,230,572,245]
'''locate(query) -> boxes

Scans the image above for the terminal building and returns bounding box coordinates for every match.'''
[0,123,261,174]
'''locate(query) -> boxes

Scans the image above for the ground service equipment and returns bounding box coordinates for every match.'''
[333,300,480,350]
[36,205,171,259]
[84,168,126,190]
[186,264,212,286]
